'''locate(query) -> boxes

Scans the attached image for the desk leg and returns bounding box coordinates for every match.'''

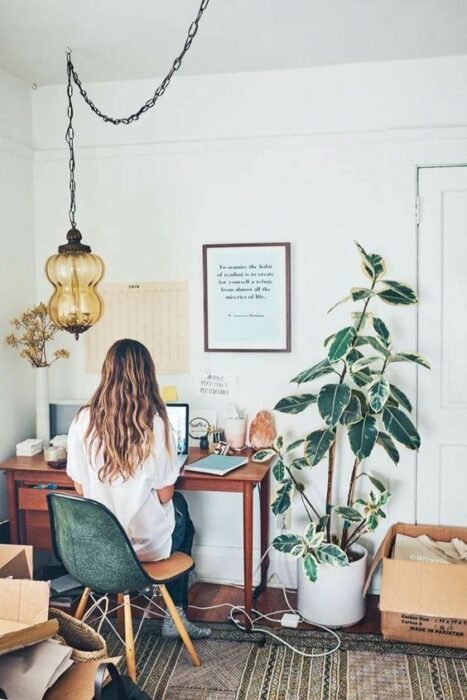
[243,482,254,631]
[259,472,270,592]
[6,472,19,544]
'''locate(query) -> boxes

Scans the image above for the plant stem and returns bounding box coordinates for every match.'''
[325,442,336,541]
[285,465,321,520]
[346,524,368,550]
[340,457,360,549]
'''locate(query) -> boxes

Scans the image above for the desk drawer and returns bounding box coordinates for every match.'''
[18,487,75,512]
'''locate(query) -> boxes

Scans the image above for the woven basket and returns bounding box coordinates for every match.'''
[49,607,108,663]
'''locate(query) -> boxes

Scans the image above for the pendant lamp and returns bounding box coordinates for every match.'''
[46,0,210,339]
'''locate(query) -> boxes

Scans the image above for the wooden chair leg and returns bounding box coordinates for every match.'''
[74,587,91,620]
[116,593,125,635]
[123,594,137,682]
[159,584,201,667]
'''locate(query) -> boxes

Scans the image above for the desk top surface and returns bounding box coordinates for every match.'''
[1,446,271,484]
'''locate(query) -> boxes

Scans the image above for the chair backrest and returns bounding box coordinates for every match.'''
[47,493,151,594]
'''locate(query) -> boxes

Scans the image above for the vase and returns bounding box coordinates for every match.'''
[35,366,50,448]
[297,544,368,627]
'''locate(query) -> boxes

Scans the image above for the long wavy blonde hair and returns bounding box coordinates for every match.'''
[81,339,171,482]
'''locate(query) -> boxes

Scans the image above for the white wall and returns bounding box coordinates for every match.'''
[0,69,36,520]
[32,54,467,587]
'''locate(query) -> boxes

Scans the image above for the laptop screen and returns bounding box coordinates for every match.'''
[166,403,189,455]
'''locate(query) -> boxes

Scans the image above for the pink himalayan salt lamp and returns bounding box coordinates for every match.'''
[249,410,276,450]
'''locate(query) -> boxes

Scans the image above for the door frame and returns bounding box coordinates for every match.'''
[415,163,467,520]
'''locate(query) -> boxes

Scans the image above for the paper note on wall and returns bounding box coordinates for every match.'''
[85,282,189,374]
[199,372,237,398]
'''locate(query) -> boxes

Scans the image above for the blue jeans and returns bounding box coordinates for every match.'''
[167,492,194,608]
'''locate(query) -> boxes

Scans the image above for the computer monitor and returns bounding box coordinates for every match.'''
[166,403,189,455]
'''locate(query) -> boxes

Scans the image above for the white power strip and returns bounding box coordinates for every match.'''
[281,612,300,628]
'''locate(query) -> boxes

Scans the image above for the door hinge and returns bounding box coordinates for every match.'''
[415,196,420,225]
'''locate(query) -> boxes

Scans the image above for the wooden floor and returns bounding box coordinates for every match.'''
[186,582,381,634]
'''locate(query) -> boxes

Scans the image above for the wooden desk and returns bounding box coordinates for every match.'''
[1,447,271,629]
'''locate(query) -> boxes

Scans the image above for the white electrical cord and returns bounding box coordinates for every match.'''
[189,544,341,658]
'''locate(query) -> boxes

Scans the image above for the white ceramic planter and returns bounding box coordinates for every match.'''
[297,544,368,627]
[35,366,50,448]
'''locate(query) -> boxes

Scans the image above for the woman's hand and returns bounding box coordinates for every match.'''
[156,484,174,504]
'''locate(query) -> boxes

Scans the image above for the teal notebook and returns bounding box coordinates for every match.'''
[185,454,248,476]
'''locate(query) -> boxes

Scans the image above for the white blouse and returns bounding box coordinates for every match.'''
[66,408,179,561]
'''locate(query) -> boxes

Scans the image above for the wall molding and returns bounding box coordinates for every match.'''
[0,136,33,160]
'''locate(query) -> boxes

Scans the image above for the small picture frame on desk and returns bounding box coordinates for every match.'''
[203,242,291,352]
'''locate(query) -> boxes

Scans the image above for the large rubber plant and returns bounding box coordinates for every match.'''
[254,242,430,582]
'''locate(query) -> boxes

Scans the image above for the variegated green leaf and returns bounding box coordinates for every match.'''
[291,457,308,469]
[376,432,400,464]
[327,326,357,363]
[378,280,417,306]
[272,459,285,482]
[334,506,362,523]
[273,435,284,451]
[304,522,325,548]
[339,395,362,425]
[271,479,293,515]
[372,317,391,347]
[389,384,412,413]
[382,406,421,450]
[253,449,276,463]
[351,287,374,301]
[317,543,349,567]
[274,394,317,414]
[351,355,381,372]
[291,359,335,385]
[351,311,373,330]
[388,352,431,369]
[317,383,352,428]
[348,415,378,460]
[355,242,386,281]
[302,553,319,582]
[304,429,335,466]
[347,349,373,387]
[285,439,305,453]
[360,471,387,493]
[273,534,303,555]
[368,376,390,412]
[327,295,351,313]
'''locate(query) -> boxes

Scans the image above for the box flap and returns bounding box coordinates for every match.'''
[0,619,58,656]
[380,558,467,619]
[0,579,49,625]
[363,523,397,594]
[394,523,467,543]
[0,545,33,579]
[45,657,121,700]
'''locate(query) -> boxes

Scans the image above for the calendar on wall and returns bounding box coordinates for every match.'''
[84,282,189,374]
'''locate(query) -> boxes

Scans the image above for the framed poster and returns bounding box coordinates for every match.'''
[203,243,291,352]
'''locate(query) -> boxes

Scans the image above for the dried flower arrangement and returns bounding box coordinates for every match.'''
[6,303,70,368]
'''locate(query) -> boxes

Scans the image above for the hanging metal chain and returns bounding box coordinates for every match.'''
[68,0,210,126]
[65,52,77,228]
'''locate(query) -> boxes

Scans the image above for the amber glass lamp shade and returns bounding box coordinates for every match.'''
[46,227,105,339]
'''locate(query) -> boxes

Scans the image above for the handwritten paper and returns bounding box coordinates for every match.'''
[199,372,237,398]
[85,282,189,374]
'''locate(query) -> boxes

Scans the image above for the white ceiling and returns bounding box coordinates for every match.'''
[1,0,467,86]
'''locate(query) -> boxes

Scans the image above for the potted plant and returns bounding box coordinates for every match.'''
[6,303,70,446]
[253,242,430,627]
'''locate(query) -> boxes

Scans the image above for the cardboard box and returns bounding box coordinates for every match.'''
[365,522,467,649]
[0,578,58,656]
[0,544,33,579]
[45,657,121,700]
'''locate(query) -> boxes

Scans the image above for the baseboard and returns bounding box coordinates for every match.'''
[192,543,381,594]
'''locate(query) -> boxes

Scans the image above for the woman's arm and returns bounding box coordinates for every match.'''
[74,481,84,496]
[155,484,174,504]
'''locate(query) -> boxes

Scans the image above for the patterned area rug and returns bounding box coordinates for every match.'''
[105,621,467,700]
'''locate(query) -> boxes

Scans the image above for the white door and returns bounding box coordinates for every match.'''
[417,166,467,525]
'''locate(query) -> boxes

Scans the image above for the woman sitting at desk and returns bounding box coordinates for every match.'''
[66,338,211,639]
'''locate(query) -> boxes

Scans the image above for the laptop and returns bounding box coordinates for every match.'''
[166,403,189,469]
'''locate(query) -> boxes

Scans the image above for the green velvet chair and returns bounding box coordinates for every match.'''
[47,492,201,680]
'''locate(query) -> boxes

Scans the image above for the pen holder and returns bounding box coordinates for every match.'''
[223,417,247,451]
